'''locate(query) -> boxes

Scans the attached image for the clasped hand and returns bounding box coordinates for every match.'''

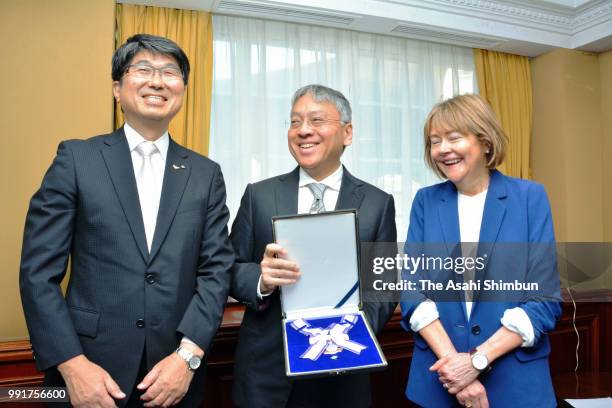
[430,352,488,407]
[430,352,479,393]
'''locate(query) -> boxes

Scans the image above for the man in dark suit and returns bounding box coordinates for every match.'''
[19,34,233,408]
[230,84,397,407]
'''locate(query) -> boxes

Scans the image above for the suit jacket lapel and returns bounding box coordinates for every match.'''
[149,138,191,262]
[335,167,364,210]
[478,170,507,245]
[472,170,507,306]
[436,182,468,320]
[275,167,299,216]
[275,165,364,215]
[438,181,460,255]
[101,128,149,262]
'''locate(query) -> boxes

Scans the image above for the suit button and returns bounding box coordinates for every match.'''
[471,325,481,335]
[145,273,155,284]
[136,319,145,328]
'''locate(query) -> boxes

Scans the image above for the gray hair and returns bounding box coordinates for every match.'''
[291,84,352,123]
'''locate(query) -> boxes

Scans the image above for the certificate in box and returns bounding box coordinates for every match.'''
[272,210,387,377]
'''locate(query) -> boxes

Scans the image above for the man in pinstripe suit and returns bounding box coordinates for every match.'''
[19,34,233,407]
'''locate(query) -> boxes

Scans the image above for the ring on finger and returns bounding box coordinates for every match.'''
[465,402,472,408]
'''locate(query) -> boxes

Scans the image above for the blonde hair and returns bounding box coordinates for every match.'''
[423,94,508,179]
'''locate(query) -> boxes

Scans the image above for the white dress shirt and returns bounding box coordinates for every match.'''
[409,188,535,347]
[124,122,168,250]
[297,165,343,214]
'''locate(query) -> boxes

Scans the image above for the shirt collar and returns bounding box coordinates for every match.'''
[123,122,169,161]
[458,189,488,200]
[298,164,343,191]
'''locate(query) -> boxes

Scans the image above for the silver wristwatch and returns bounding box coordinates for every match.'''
[175,346,202,371]
[469,349,489,371]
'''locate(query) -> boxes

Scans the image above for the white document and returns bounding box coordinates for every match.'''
[273,210,360,315]
[565,398,612,408]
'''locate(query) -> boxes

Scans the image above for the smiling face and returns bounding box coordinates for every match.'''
[288,94,353,181]
[112,51,185,139]
[429,126,490,195]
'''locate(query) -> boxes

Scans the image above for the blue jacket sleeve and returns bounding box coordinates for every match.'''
[520,183,562,345]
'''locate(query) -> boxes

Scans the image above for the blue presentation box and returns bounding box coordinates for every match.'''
[272,210,387,377]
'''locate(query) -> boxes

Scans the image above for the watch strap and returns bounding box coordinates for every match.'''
[175,346,201,371]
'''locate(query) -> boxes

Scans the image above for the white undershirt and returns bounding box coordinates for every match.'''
[458,189,488,318]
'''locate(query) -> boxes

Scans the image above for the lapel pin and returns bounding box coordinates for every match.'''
[172,164,186,170]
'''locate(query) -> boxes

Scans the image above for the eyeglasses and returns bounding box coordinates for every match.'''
[287,116,346,129]
[124,64,184,82]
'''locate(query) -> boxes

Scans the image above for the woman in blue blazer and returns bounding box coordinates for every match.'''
[401,94,561,407]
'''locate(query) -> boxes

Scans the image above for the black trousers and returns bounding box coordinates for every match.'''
[125,348,205,408]
[124,348,149,407]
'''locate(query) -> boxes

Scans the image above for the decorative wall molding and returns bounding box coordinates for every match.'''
[393,0,575,30]
[383,0,612,37]
[573,1,612,31]
[122,0,612,55]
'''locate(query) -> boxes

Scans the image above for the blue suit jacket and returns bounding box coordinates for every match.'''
[400,170,561,407]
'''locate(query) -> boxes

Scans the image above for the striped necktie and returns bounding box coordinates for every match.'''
[307,183,327,214]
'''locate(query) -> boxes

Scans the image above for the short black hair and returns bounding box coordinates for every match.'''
[112,34,190,85]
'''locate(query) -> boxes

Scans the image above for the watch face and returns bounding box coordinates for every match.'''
[472,354,488,371]
[188,356,201,370]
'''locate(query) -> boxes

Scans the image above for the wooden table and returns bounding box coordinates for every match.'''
[553,371,612,399]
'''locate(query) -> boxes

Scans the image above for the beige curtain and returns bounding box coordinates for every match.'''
[115,4,213,156]
[474,49,533,179]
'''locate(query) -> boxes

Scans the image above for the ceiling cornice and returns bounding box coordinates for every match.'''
[119,0,612,55]
[396,0,575,30]
[573,0,612,31]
